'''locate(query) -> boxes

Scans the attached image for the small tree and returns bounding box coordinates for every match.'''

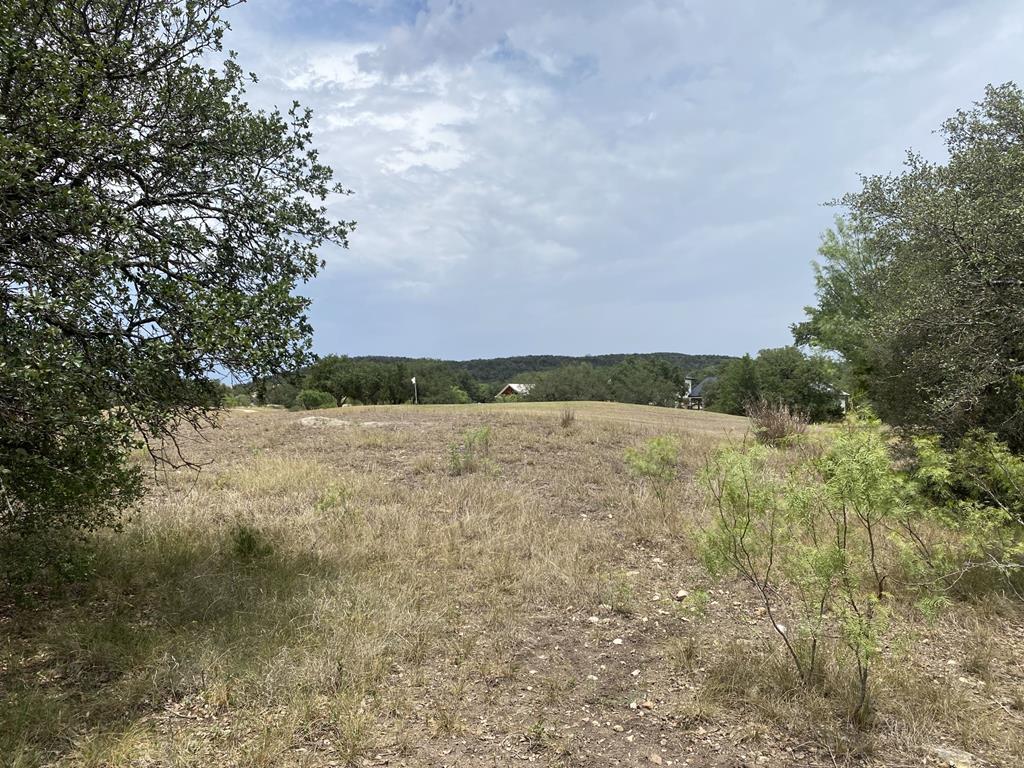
[700,416,905,723]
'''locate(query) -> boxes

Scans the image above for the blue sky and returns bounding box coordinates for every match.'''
[223,0,1024,359]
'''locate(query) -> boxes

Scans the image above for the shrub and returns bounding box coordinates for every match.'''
[746,398,809,445]
[560,407,576,429]
[699,417,915,723]
[701,413,1024,724]
[448,427,491,476]
[224,393,252,407]
[624,436,680,501]
[296,389,338,410]
[229,523,274,564]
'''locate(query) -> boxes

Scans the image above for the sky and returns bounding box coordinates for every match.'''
[221,0,1024,360]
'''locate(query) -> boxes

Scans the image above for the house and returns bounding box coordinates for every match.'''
[683,376,716,410]
[811,382,852,414]
[495,382,533,399]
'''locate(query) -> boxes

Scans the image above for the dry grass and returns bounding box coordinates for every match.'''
[1,402,1022,767]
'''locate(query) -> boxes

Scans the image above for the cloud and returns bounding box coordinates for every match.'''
[223,0,1024,358]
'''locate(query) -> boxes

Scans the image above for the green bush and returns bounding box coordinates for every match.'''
[624,436,680,501]
[295,389,338,410]
[223,393,252,407]
[699,413,1024,724]
[448,427,491,476]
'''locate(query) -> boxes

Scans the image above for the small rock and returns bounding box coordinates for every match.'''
[649,754,663,765]
[926,746,975,768]
[674,589,689,601]
[612,724,624,732]
[631,669,641,677]
[612,638,624,645]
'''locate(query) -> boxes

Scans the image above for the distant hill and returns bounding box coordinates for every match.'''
[352,352,736,385]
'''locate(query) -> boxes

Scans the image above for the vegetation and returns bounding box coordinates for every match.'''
[795,83,1024,450]
[448,426,492,476]
[700,412,1023,726]
[624,436,681,502]
[705,346,843,421]
[745,399,809,445]
[0,0,349,585]
[295,389,337,410]
[239,352,729,409]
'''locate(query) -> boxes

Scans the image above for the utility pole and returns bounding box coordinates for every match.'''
[411,376,418,404]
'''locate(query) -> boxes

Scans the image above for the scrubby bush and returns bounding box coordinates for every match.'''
[625,436,680,501]
[746,398,809,445]
[295,389,338,410]
[224,393,252,408]
[699,413,1024,724]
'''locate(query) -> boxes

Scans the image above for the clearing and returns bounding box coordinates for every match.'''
[2,402,1022,767]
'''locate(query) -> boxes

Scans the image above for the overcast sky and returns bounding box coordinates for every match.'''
[222,0,1024,360]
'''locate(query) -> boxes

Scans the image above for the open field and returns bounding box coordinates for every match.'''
[2,402,1022,767]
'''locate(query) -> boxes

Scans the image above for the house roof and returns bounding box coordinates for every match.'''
[689,377,717,398]
[499,383,532,395]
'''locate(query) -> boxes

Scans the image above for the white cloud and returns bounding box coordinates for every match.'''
[223,0,1024,357]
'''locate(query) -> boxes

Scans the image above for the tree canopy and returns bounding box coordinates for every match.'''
[795,83,1024,449]
[1,0,350,581]
[704,347,843,421]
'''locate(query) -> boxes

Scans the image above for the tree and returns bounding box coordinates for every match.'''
[527,363,611,402]
[0,0,351,581]
[796,83,1024,449]
[706,354,759,415]
[706,348,842,421]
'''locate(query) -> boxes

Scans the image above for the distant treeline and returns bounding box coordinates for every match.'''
[224,348,847,420]
[226,352,731,408]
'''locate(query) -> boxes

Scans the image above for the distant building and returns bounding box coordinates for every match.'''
[684,377,716,410]
[496,382,533,399]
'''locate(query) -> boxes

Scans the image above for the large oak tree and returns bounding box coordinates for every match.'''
[0,0,351,582]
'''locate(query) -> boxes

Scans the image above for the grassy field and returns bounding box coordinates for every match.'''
[2,402,1022,767]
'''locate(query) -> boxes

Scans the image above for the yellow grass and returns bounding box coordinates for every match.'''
[1,402,1021,767]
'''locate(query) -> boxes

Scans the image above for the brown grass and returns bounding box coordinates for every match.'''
[1,401,1022,767]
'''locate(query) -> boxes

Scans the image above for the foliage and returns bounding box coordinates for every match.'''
[746,399,809,445]
[700,413,1024,722]
[295,389,337,410]
[526,363,610,402]
[624,436,680,501]
[905,433,1024,581]
[300,355,481,405]
[0,0,349,585]
[795,83,1024,449]
[700,417,904,723]
[451,353,735,386]
[224,393,252,408]
[448,426,491,476]
[707,347,843,421]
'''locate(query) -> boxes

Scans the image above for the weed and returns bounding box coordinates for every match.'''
[560,407,576,429]
[448,426,491,475]
[229,523,274,563]
[602,570,636,616]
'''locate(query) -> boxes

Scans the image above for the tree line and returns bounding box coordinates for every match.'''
[229,347,845,418]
